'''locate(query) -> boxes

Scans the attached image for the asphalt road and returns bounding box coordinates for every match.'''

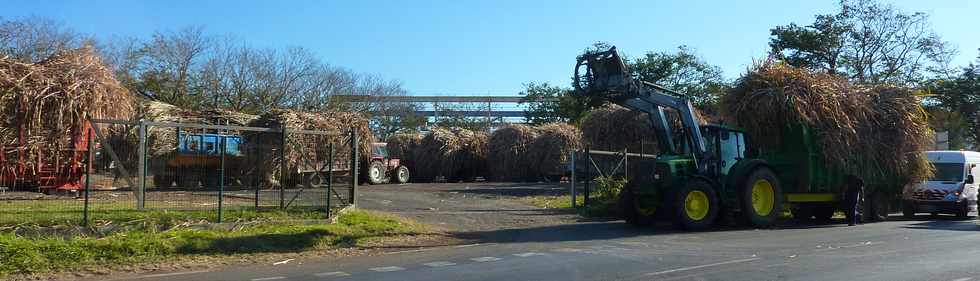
[109,215,980,281]
[93,183,980,281]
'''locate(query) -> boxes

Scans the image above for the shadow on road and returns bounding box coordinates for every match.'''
[898,215,980,231]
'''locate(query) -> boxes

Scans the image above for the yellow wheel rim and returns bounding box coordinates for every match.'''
[751,179,775,216]
[684,190,710,220]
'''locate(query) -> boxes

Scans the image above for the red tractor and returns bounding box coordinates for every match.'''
[365,142,411,184]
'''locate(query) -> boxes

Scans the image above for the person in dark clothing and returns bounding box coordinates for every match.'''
[844,175,864,226]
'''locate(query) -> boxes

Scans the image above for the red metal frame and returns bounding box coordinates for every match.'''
[0,121,93,192]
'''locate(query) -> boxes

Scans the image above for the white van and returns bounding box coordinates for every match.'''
[902,151,980,218]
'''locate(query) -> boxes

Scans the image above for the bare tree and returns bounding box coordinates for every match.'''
[135,26,212,107]
[0,17,86,62]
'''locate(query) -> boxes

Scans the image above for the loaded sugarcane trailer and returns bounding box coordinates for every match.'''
[574,47,899,230]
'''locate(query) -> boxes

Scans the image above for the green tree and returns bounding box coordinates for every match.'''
[519,82,602,125]
[629,45,728,110]
[769,0,952,85]
[929,50,980,148]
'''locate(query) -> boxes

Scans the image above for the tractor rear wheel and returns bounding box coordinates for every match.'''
[739,167,783,228]
[671,179,719,231]
[367,161,386,185]
[395,166,410,184]
[619,184,656,227]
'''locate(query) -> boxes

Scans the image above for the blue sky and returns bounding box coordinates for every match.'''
[5,0,979,96]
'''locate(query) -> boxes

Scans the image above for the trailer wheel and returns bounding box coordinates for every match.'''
[619,184,656,227]
[153,174,174,188]
[902,201,916,219]
[367,161,386,185]
[395,166,410,184]
[739,167,783,228]
[176,173,199,188]
[671,180,719,231]
[792,205,813,221]
[812,204,834,222]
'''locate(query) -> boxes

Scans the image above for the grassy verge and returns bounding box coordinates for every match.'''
[0,210,426,277]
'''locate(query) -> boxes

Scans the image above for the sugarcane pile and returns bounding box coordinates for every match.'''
[721,61,932,184]
[484,124,539,182]
[396,127,488,182]
[580,104,657,153]
[0,47,134,167]
[528,123,581,179]
[246,109,374,186]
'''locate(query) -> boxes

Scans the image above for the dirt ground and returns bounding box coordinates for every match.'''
[358,181,581,233]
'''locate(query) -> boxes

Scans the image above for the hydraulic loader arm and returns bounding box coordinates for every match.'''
[573,46,708,172]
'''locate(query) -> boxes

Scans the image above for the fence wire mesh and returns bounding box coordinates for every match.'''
[0,119,358,226]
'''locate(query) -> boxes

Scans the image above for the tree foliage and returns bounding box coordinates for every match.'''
[769,0,954,85]
[928,50,980,148]
[630,45,727,109]
[519,82,603,125]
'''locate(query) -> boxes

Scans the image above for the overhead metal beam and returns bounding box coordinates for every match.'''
[333,95,554,103]
[373,110,525,117]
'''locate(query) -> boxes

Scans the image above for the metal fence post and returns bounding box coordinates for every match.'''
[218,136,225,223]
[350,129,358,207]
[254,133,261,209]
[570,149,577,208]
[624,148,629,179]
[83,127,93,226]
[584,147,591,206]
[279,128,286,210]
[327,143,334,217]
[137,120,147,209]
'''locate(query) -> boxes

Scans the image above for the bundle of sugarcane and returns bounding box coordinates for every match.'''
[0,47,135,167]
[487,124,540,181]
[528,122,581,180]
[722,61,931,184]
[386,132,423,164]
[246,109,374,186]
[580,104,658,154]
[413,127,462,181]
[454,129,489,181]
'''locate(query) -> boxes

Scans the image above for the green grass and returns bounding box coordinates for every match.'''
[0,210,425,277]
[0,199,331,226]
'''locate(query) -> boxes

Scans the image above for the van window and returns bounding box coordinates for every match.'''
[931,163,965,182]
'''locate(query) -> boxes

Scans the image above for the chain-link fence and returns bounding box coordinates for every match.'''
[0,119,359,226]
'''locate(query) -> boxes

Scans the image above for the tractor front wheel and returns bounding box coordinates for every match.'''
[739,167,783,228]
[619,184,656,227]
[671,179,719,231]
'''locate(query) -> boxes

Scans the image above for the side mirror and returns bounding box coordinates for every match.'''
[967,175,975,184]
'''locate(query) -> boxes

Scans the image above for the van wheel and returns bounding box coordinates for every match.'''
[956,201,969,219]
[739,167,783,228]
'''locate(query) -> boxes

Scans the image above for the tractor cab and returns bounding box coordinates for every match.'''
[700,124,748,177]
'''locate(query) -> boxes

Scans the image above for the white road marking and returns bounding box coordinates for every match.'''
[471,256,503,262]
[952,278,972,281]
[644,258,762,276]
[132,270,210,279]
[424,261,457,267]
[552,248,585,253]
[251,277,286,281]
[513,252,545,257]
[314,271,351,277]
[454,243,485,248]
[369,266,406,272]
